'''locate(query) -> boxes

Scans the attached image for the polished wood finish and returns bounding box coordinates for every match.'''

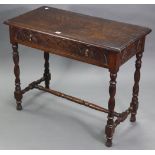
[44,52,51,89]
[4,6,151,52]
[114,107,131,127]
[35,84,120,116]
[4,6,151,147]
[4,6,151,69]
[130,52,143,122]
[8,26,109,68]
[21,77,45,94]
[12,43,23,110]
[105,71,118,147]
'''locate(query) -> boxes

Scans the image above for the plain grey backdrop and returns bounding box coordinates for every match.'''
[0,4,155,150]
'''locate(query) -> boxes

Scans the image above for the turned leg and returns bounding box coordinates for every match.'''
[105,71,118,147]
[43,52,51,89]
[130,52,143,122]
[12,43,23,110]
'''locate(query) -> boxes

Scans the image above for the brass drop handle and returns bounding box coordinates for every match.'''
[85,49,89,57]
[29,34,33,41]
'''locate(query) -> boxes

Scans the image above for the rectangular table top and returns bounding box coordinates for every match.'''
[4,6,151,52]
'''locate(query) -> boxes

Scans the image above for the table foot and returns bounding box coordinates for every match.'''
[130,115,136,122]
[16,102,22,110]
[106,139,112,147]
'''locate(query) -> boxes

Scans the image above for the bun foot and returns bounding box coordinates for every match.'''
[130,115,136,122]
[106,139,112,147]
[16,104,22,110]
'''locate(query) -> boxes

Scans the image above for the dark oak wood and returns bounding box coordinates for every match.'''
[114,107,131,127]
[44,52,51,89]
[105,71,118,147]
[4,6,151,69]
[4,6,151,52]
[21,77,45,94]
[130,52,143,122]
[12,43,23,110]
[4,6,151,147]
[8,26,109,68]
[35,84,120,116]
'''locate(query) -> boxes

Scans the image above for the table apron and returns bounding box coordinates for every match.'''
[10,26,110,68]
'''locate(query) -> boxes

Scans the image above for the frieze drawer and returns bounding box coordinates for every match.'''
[10,27,109,67]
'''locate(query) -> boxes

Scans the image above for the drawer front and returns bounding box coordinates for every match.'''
[10,27,109,68]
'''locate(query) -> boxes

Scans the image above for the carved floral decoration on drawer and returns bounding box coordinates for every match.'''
[14,28,108,66]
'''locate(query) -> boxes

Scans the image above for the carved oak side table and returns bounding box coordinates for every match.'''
[4,6,151,147]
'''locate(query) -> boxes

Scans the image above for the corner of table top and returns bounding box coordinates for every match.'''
[3,20,9,25]
[143,27,152,35]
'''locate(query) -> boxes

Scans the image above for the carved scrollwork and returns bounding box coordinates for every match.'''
[13,27,109,67]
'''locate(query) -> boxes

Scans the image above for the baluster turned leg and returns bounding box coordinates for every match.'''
[105,71,118,147]
[130,52,143,122]
[44,52,51,89]
[12,43,23,110]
